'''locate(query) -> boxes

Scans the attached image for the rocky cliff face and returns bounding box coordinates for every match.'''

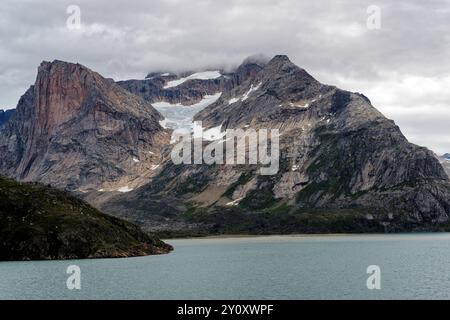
[103,55,450,235]
[0,60,170,193]
[0,109,14,128]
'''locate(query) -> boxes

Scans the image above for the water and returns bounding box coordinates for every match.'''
[1,233,450,299]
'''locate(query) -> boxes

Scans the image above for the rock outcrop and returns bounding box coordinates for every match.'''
[0,60,170,193]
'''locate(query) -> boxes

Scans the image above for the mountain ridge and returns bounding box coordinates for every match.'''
[1,55,449,237]
[102,55,450,235]
[117,60,264,106]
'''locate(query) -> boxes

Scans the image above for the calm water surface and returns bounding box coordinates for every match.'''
[1,233,450,299]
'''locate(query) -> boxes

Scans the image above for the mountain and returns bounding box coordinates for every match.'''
[103,55,450,235]
[0,60,170,194]
[0,109,15,128]
[0,175,172,261]
[437,154,450,178]
[117,59,264,106]
[2,55,449,237]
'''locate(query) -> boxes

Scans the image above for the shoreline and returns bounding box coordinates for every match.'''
[162,231,450,241]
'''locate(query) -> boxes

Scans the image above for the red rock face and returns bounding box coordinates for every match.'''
[0,60,170,193]
[34,62,100,135]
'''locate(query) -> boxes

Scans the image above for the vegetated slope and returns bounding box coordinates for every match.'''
[0,176,172,261]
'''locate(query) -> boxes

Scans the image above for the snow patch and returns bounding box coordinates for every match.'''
[150,164,160,170]
[153,93,222,132]
[226,197,244,206]
[117,186,133,193]
[228,97,240,105]
[164,71,222,88]
[311,95,322,103]
[242,82,262,101]
[228,82,261,104]
[152,101,179,108]
[158,119,169,129]
[290,102,309,108]
[132,157,140,163]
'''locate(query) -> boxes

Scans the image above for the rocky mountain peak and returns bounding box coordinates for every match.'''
[194,54,327,129]
[232,58,265,86]
[263,54,302,73]
[118,56,267,106]
[0,60,169,193]
[262,55,319,87]
[144,55,450,236]
[269,54,291,63]
[33,60,103,134]
[29,60,163,133]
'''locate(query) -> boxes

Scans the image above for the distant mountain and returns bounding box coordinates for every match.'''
[0,60,170,193]
[104,55,450,235]
[0,175,172,261]
[437,154,450,178]
[117,61,264,106]
[0,109,15,128]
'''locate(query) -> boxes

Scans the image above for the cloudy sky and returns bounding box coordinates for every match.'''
[1,0,449,153]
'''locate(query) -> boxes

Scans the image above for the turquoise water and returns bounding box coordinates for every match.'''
[1,233,450,299]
